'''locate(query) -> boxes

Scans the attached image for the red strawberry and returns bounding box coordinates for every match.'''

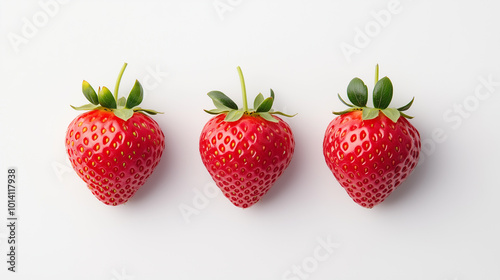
[199,66,295,208]
[65,63,165,206]
[323,65,421,208]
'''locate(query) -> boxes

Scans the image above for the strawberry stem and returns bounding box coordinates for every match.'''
[375,64,379,84]
[114,63,128,101]
[237,66,248,112]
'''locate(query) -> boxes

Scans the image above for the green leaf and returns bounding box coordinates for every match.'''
[98,86,117,109]
[204,108,228,115]
[117,97,126,107]
[133,107,163,115]
[347,77,368,107]
[70,104,100,111]
[82,80,99,105]
[126,80,144,109]
[212,100,230,110]
[397,97,414,111]
[258,112,278,123]
[381,108,401,123]
[208,91,238,110]
[373,77,393,109]
[254,93,264,109]
[400,112,414,119]
[224,110,244,122]
[256,97,274,112]
[362,107,380,120]
[270,111,297,118]
[337,94,354,107]
[333,108,360,115]
[270,89,275,100]
[114,108,134,121]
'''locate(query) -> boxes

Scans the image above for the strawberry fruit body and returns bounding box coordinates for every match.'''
[65,63,165,206]
[323,65,421,208]
[199,67,295,208]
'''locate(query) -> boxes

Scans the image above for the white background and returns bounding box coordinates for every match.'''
[1,0,499,279]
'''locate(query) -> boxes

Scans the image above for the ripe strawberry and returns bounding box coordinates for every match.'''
[323,65,421,208]
[199,66,295,208]
[65,63,165,206]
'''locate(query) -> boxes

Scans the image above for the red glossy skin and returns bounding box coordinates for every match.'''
[323,110,421,208]
[65,110,165,206]
[200,114,294,208]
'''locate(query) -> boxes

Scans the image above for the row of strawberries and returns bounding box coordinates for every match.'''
[65,64,421,209]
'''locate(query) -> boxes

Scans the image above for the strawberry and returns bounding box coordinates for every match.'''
[199,66,295,208]
[65,63,165,206]
[323,65,421,208]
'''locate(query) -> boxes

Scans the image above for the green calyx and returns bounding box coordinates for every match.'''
[333,64,414,123]
[204,66,296,123]
[71,63,162,121]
